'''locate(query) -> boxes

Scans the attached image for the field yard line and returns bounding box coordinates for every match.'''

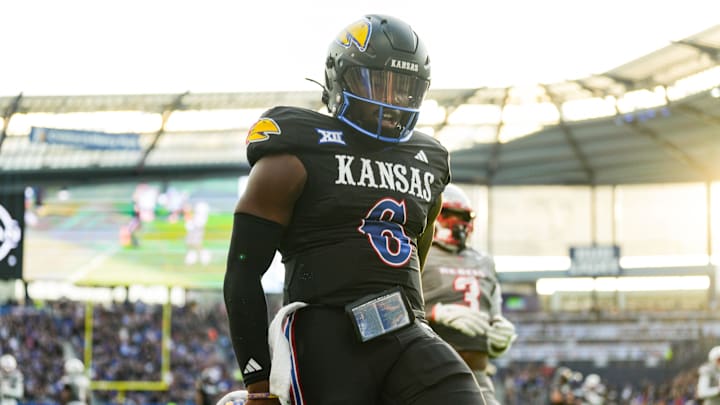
[68,246,121,283]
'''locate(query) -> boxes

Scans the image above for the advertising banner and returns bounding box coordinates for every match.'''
[30,127,141,151]
[568,245,621,277]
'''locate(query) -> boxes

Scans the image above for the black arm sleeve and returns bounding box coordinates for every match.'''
[223,212,284,385]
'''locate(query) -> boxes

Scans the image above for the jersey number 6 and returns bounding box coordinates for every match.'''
[358,198,412,267]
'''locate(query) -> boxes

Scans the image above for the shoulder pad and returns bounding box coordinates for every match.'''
[410,130,449,158]
[246,106,333,166]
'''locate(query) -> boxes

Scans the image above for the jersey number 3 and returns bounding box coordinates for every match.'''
[358,198,412,267]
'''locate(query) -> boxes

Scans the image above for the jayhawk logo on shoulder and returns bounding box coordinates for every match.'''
[336,19,371,52]
[246,118,281,144]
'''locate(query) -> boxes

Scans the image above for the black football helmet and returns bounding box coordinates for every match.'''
[324,14,431,143]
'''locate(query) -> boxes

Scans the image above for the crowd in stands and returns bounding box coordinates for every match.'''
[495,362,701,404]
[494,309,720,404]
[1,298,718,404]
[0,300,241,405]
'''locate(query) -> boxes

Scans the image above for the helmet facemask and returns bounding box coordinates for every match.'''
[338,67,428,142]
[324,15,431,143]
[434,208,475,252]
[433,184,476,252]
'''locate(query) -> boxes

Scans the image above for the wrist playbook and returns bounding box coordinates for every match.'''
[345,287,415,343]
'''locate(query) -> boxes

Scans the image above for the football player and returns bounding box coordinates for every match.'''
[422,183,517,404]
[697,345,720,404]
[223,14,484,405]
[0,354,23,405]
[59,358,91,405]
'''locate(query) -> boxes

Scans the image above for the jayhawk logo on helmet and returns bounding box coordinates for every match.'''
[336,19,371,52]
[246,118,281,144]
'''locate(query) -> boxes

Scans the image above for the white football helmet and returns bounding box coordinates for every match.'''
[202,366,222,384]
[0,354,17,373]
[583,373,601,389]
[434,183,475,251]
[709,345,720,367]
[64,358,85,375]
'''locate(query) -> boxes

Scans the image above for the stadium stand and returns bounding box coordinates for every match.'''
[0,300,241,405]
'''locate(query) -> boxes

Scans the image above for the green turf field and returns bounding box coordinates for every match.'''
[23,180,240,288]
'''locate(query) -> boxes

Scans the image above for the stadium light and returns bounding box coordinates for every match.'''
[7,112,163,136]
[417,99,445,126]
[447,104,502,126]
[435,125,498,151]
[536,275,710,295]
[615,88,667,114]
[667,66,720,101]
[561,96,617,121]
[165,109,266,131]
[494,256,571,272]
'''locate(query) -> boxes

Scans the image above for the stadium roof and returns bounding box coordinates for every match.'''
[450,89,720,185]
[1,25,719,189]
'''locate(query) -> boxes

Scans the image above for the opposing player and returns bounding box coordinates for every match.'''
[697,346,720,404]
[223,14,484,405]
[422,183,517,404]
[0,354,23,405]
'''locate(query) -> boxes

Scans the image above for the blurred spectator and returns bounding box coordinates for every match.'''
[580,373,606,405]
[194,366,225,405]
[59,358,91,405]
[0,298,714,404]
[697,345,720,404]
[549,366,577,405]
[184,201,211,266]
[0,354,23,405]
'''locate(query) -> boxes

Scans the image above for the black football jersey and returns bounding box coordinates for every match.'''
[246,106,450,315]
[422,245,501,351]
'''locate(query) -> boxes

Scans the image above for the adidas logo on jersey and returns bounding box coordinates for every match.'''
[414,150,429,164]
[243,358,263,374]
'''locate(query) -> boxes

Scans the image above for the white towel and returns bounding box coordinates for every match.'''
[214,389,247,405]
[268,301,308,405]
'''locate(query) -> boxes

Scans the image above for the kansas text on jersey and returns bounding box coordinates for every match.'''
[246,106,451,315]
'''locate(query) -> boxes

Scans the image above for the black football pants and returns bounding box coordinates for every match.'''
[288,306,483,405]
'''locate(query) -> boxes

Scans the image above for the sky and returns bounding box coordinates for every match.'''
[1,0,719,96]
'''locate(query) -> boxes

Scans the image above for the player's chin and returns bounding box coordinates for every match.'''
[381,119,400,130]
